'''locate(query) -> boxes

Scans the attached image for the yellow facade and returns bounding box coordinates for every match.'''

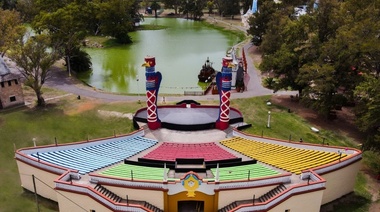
[320,160,361,204]
[103,184,165,209]
[218,185,277,209]
[16,160,60,202]
[269,189,324,212]
[57,190,112,212]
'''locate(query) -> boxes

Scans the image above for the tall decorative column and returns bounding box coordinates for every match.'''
[216,57,233,130]
[142,56,162,130]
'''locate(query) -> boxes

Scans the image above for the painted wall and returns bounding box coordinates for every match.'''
[104,185,164,209]
[218,185,277,209]
[320,160,361,204]
[269,189,324,212]
[57,190,112,212]
[16,160,60,201]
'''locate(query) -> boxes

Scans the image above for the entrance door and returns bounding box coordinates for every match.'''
[177,200,204,212]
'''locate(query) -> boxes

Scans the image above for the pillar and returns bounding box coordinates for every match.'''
[215,57,233,130]
[142,56,162,130]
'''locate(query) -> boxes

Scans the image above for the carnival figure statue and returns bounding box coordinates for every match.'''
[142,56,162,130]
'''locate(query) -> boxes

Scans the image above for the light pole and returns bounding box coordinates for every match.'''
[267,111,271,128]
[136,75,141,104]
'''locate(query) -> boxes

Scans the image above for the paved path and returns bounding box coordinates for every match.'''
[45,18,293,103]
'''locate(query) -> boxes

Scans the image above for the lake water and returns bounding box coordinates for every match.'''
[81,18,240,94]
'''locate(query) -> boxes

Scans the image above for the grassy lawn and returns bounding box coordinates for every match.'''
[0,95,136,211]
[230,96,357,147]
[0,93,373,211]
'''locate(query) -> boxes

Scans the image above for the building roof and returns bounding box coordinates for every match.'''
[0,57,20,82]
[0,57,11,76]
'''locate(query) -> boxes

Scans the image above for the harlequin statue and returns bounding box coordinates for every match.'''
[215,57,233,130]
[142,56,162,130]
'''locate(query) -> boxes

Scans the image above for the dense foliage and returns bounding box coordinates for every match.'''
[69,47,92,73]
[0,0,143,80]
[160,0,254,20]
[0,9,25,57]
[248,0,380,151]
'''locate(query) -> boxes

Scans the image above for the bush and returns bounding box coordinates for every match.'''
[114,32,132,44]
[70,47,92,73]
[263,77,275,89]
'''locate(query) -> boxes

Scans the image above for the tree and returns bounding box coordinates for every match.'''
[240,0,252,13]
[9,35,61,106]
[215,0,240,18]
[298,63,340,117]
[259,11,312,95]
[16,0,39,22]
[192,0,206,20]
[178,0,206,20]
[34,0,67,13]
[354,74,380,152]
[151,1,161,18]
[179,0,191,19]
[69,47,92,73]
[33,1,89,76]
[248,0,278,46]
[162,0,181,14]
[0,9,26,57]
[296,0,379,117]
[98,0,134,43]
[207,1,214,14]
[314,0,341,43]
[0,0,16,10]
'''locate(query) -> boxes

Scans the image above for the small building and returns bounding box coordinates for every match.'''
[0,57,24,109]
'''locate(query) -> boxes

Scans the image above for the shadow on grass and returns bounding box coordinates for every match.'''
[320,192,371,212]
[21,189,59,211]
[22,103,65,116]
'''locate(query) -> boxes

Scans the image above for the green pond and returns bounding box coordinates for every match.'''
[80,18,240,94]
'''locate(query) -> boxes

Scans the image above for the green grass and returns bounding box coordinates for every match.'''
[230,96,356,147]
[362,151,380,174]
[85,36,120,48]
[200,20,246,44]
[0,94,374,211]
[0,98,136,211]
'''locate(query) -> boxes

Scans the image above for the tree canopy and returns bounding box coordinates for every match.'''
[9,34,61,106]
[28,0,140,75]
[0,9,26,57]
[32,1,89,76]
[249,0,380,151]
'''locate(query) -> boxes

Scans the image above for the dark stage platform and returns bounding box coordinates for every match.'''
[133,102,244,131]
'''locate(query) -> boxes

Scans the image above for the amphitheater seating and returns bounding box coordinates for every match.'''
[100,163,167,181]
[142,142,237,162]
[221,137,347,175]
[210,163,280,181]
[30,136,158,175]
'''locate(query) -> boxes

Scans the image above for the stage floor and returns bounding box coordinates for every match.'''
[134,105,243,131]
